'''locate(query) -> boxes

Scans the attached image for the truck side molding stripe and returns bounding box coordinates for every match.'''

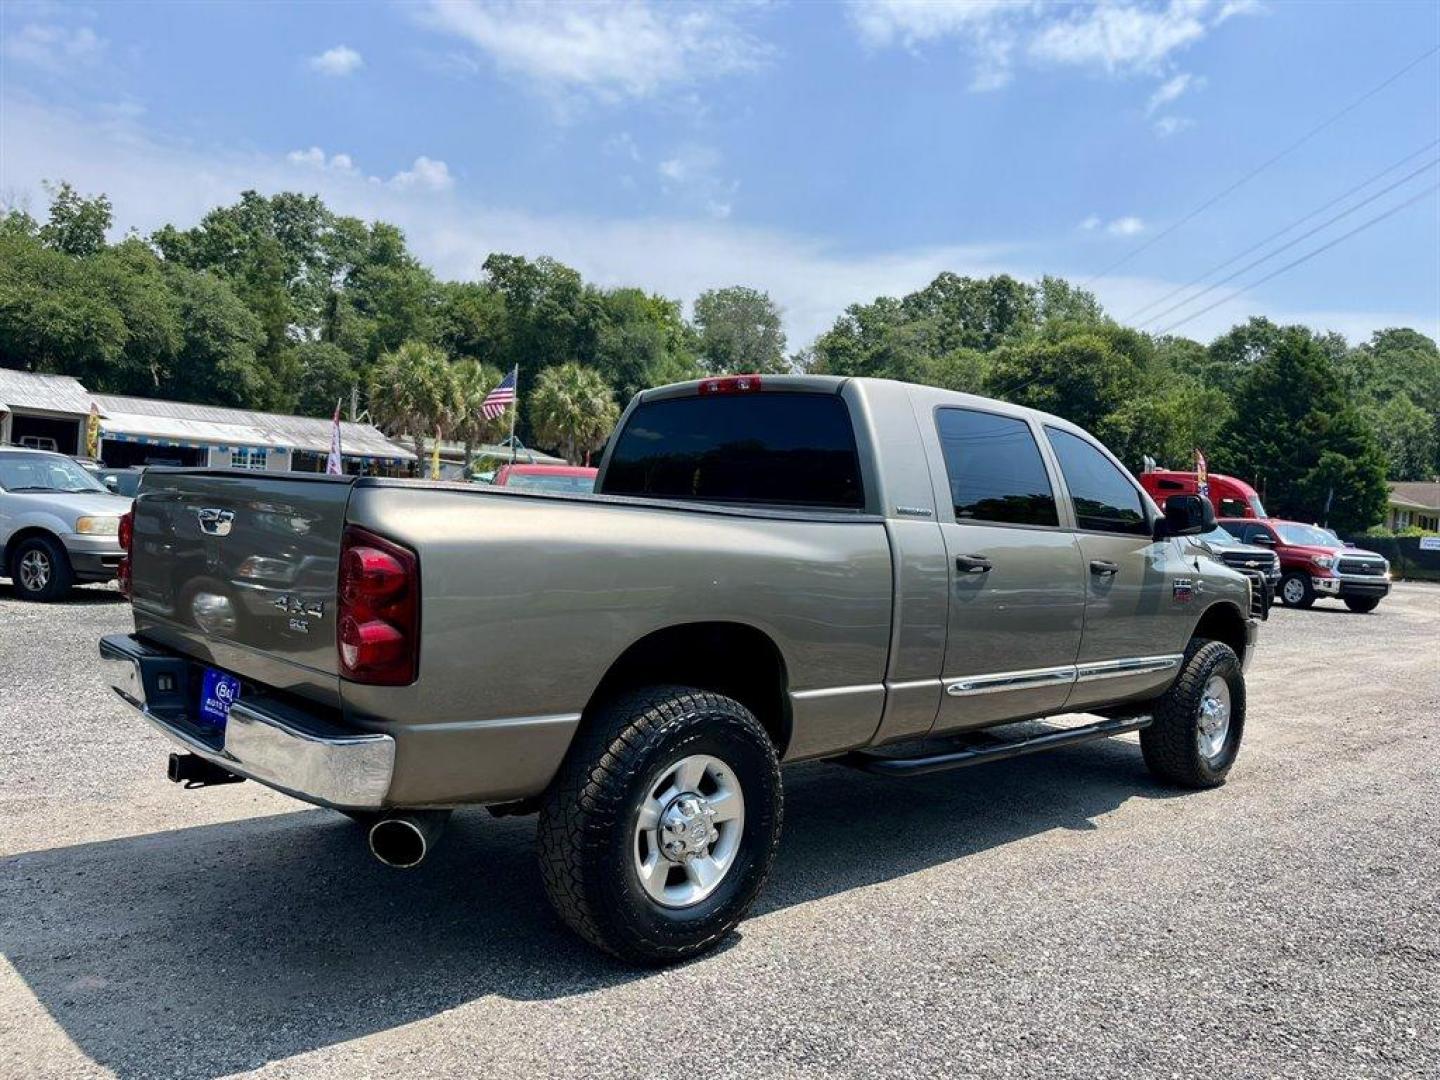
[791,683,887,700]
[1073,654,1183,683]
[944,654,1182,697]
[945,665,1076,696]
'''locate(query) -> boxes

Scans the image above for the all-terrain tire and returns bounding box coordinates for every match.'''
[537,686,782,965]
[1140,639,1245,790]
[1279,572,1314,608]
[9,534,74,602]
[1344,597,1381,613]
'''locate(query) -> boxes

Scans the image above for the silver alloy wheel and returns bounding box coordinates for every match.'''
[1282,577,1306,605]
[633,753,745,908]
[18,549,51,593]
[1196,674,1231,761]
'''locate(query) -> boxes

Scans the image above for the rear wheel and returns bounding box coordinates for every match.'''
[1344,596,1381,613]
[1279,572,1314,608]
[9,535,74,602]
[537,686,782,965]
[1141,639,1245,789]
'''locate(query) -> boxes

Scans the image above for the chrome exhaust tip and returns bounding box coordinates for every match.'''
[367,810,450,869]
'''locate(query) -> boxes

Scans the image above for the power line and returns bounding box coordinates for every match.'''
[1125,138,1440,323]
[1136,155,1439,331]
[1155,182,1440,337]
[1082,44,1440,288]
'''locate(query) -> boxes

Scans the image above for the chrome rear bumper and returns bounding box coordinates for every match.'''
[99,633,395,809]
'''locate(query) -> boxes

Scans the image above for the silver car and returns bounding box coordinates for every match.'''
[1,447,131,600]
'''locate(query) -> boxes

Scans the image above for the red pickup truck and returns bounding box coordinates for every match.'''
[1217,517,1391,613]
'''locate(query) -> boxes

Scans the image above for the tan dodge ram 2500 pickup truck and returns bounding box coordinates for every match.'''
[100,375,1259,963]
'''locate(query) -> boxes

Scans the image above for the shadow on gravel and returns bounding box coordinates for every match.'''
[1,739,1181,1078]
[0,582,126,604]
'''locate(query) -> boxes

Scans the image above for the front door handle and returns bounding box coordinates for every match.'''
[1090,560,1119,576]
[955,554,992,574]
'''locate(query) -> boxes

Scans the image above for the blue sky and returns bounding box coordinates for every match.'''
[2,0,1437,348]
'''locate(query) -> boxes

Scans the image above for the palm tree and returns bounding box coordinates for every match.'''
[368,341,460,469]
[529,362,620,465]
[451,359,505,474]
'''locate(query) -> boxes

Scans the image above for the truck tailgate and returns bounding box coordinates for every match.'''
[129,470,357,706]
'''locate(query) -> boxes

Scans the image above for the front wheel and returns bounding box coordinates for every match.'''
[1279,572,1314,608]
[9,534,74,602]
[1141,639,1245,789]
[537,686,782,965]
[1344,596,1381,613]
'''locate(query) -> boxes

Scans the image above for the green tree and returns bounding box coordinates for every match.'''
[594,287,701,400]
[38,181,112,257]
[692,285,787,374]
[0,230,127,375]
[986,325,1153,435]
[1368,393,1437,481]
[290,341,358,419]
[162,266,271,408]
[529,362,619,464]
[1216,327,1388,532]
[368,341,460,464]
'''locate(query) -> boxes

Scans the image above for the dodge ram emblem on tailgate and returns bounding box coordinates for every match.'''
[195,507,234,536]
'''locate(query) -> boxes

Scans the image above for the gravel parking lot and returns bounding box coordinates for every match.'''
[1,580,1437,1079]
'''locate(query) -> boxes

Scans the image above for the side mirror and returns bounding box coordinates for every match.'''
[104,477,119,493]
[1156,494,1214,538]
[1250,533,1274,545]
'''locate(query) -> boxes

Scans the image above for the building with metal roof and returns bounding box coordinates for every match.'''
[0,368,413,472]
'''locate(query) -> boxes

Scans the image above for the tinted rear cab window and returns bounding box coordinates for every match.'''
[601,392,864,510]
[935,408,1058,527]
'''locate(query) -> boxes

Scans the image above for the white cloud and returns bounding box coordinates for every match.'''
[1146,71,1204,115]
[2,22,105,72]
[415,1,772,102]
[1082,214,1147,236]
[658,144,736,220]
[287,147,357,173]
[387,156,454,191]
[308,45,364,76]
[1152,115,1194,138]
[850,1,1256,92]
[4,96,1431,349]
[285,147,451,190]
[1029,2,1209,74]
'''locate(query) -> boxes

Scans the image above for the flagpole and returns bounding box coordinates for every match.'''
[508,365,518,464]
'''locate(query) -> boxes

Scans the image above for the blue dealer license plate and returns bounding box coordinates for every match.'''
[197,668,242,729]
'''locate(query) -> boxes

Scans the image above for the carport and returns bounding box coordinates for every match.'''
[0,370,94,456]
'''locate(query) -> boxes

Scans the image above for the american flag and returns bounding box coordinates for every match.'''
[482,366,517,420]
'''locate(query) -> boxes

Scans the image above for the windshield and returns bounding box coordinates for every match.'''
[1275,523,1341,547]
[503,472,596,494]
[1197,526,1239,545]
[0,453,109,494]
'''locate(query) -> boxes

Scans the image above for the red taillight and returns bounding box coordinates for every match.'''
[337,526,419,685]
[697,374,763,395]
[117,510,134,598]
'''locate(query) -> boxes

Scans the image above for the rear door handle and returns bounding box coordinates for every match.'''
[1090,560,1119,576]
[955,554,992,574]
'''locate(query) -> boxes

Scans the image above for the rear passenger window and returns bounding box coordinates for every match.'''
[935,408,1058,527]
[1044,427,1149,535]
[601,392,864,509]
